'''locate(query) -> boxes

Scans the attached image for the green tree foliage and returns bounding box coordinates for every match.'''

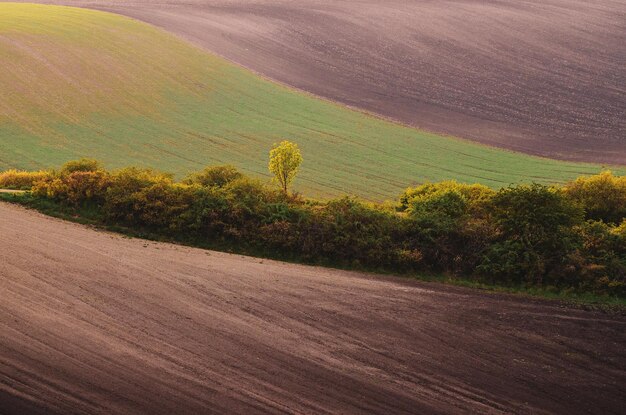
[400,181,494,215]
[478,184,583,286]
[303,198,399,267]
[59,158,103,175]
[269,141,302,194]
[564,171,626,224]
[104,168,176,224]
[0,169,51,190]
[32,159,110,206]
[568,220,626,295]
[183,165,243,188]
[400,182,496,273]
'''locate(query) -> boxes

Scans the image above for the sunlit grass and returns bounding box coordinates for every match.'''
[1,3,623,199]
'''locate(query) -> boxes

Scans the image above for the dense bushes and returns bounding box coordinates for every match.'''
[477,184,583,286]
[282,198,401,267]
[564,171,626,224]
[32,159,110,206]
[5,161,625,296]
[182,165,243,188]
[399,182,496,273]
[0,169,51,190]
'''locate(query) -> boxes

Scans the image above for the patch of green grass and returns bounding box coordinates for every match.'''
[1,3,623,200]
[2,192,623,311]
[414,274,626,311]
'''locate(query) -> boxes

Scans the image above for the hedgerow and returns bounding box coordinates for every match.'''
[0,169,51,190]
[5,161,625,296]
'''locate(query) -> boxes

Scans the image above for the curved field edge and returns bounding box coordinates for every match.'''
[0,3,623,200]
[12,0,626,164]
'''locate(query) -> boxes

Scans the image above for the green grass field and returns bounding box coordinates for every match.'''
[1,3,622,199]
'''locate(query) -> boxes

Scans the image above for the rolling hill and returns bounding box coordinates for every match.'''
[11,0,626,164]
[0,3,623,200]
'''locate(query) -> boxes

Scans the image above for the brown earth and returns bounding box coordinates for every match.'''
[9,0,626,164]
[1,201,625,414]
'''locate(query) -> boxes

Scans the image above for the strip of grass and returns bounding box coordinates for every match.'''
[3,191,623,311]
[1,3,624,201]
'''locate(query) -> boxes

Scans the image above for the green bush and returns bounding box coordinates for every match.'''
[400,181,494,215]
[30,159,109,205]
[402,188,495,272]
[564,171,626,224]
[104,167,174,224]
[0,169,51,190]
[478,184,583,286]
[183,165,243,188]
[59,158,103,175]
[565,220,626,296]
[121,182,197,231]
[222,177,277,224]
[185,186,231,237]
[301,197,399,267]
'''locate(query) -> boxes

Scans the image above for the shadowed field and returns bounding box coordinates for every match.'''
[1,201,625,414]
[0,3,623,201]
[14,0,626,164]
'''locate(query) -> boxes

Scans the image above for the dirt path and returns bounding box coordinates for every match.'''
[0,201,625,414]
[8,0,626,164]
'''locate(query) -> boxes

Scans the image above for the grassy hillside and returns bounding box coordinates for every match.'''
[0,3,622,199]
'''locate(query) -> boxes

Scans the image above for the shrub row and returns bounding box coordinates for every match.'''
[0,169,51,190]
[10,159,626,296]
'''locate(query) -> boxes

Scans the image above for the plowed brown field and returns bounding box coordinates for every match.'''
[1,202,625,414]
[10,0,626,164]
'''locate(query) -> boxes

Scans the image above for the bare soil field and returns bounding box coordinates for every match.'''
[1,201,625,414]
[11,0,626,164]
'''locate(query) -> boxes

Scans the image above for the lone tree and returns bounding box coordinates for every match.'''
[269,140,302,194]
